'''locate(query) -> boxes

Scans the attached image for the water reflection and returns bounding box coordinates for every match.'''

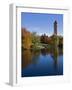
[22,50,33,68]
[22,46,63,77]
[51,46,59,69]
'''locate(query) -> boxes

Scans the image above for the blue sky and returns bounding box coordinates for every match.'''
[21,12,63,36]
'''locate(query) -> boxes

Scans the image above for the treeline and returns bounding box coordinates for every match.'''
[22,28,63,49]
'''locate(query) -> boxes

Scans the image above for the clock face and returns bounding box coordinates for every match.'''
[21,12,63,77]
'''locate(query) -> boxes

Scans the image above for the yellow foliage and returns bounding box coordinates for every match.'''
[22,28,32,49]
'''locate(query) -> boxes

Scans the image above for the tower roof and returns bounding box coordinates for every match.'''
[54,20,57,24]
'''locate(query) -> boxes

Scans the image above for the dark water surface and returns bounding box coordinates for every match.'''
[22,48,63,77]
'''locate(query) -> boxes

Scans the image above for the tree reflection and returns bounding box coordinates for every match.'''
[41,49,47,56]
[22,50,33,68]
[22,49,40,68]
[31,50,40,65]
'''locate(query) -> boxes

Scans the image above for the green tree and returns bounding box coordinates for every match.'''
[32,32,40,44]
[31,32,40,49]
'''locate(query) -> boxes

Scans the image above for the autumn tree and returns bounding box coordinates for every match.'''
[40,34,49,44]
[22,28,32,49]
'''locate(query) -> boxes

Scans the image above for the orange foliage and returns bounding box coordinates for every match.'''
[22,28,32,49]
